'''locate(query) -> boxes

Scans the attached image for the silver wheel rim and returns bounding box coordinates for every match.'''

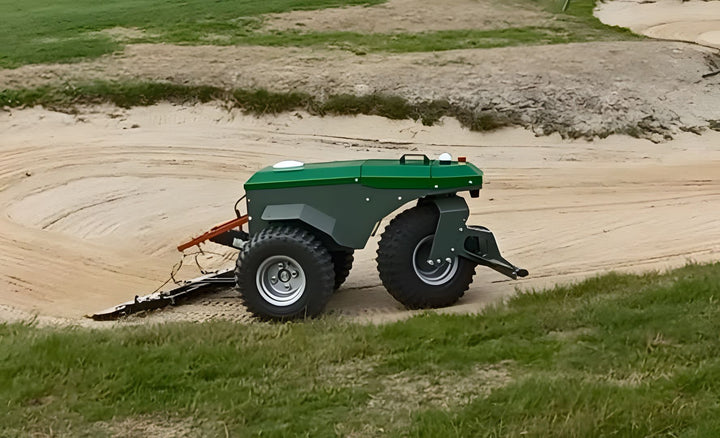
[412,235,458,285]
[256,255,306,306]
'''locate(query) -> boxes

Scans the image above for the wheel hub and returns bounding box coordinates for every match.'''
[412,235,458,285]
[256,256,306,306]
[278,270,291,282]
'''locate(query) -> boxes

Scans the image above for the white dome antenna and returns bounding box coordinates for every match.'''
[438,153,452,164]
[273,160,304,169]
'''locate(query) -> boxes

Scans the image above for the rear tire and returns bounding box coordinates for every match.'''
[331,250,354,290]
[235,226,334,320]
[376,204,476,309]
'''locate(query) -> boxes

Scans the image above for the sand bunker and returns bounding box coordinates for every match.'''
[595,0,720,49]
[1,104,719,324]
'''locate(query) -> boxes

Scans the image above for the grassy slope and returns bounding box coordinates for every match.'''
[2,263,720,437]
[0,0,637,68]
[0,82,517,131]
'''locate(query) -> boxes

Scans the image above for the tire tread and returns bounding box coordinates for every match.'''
[235,226,334,320]
[376,204,475,309]
[331,250,354,290]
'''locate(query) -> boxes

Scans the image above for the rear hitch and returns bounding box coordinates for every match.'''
[460,225,528,280]
[427,196,527,280]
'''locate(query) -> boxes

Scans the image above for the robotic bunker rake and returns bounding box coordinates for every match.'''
[91,154,527,321]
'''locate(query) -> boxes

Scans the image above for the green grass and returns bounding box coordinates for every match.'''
[0,0,638,68]
[2,263,720,436]
[0,82,228,109]
[0,0,386,68]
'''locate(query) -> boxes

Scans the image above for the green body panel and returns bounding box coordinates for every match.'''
[429,163,483,189]
[360,159,483,189]
[360,159,432,189]
[244,158,483,191]
[244,160,363,190]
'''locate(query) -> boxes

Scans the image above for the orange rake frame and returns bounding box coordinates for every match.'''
[177,215,249,252]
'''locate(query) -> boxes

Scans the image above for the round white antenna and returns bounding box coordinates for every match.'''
[438,153,452,164]
[273,160,304,169]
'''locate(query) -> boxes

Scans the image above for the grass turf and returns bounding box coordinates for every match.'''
[1,262,719,436]
[0,0,638,68]
[0,0,386,68]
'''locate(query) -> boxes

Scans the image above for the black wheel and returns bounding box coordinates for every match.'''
[376,204,476,309]
[330,250,354,290]
[235,226,334,320]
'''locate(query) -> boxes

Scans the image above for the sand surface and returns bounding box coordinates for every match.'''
[1,104,719,324]
[596,0,720,49]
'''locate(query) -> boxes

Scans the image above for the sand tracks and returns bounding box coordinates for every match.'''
[1,104,719,323]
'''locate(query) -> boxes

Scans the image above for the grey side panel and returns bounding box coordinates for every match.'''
[261,204,337,240]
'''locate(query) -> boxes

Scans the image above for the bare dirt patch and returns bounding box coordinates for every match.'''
[96,26,151,42]
[95,415,199,438]
[369,364,511,409]
[323,358,513,436]
[262,0,554,33]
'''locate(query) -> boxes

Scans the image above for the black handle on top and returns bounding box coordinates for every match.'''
[399,154,430,165]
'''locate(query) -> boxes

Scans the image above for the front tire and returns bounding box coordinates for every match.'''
[235,226,334,320]
[377,204,476,309]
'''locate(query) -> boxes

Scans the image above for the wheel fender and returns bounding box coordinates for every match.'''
[426,196,470,263]
[260,203,336,240]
